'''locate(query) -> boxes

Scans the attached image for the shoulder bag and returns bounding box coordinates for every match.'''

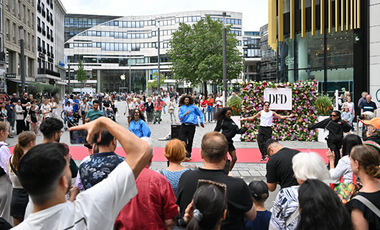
[329,173,361,204]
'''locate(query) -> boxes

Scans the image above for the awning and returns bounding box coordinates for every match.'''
[6,79,34,86]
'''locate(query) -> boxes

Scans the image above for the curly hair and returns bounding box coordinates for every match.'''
[179,95,194,106]
[128,109,146,124]
[214,107,232,121]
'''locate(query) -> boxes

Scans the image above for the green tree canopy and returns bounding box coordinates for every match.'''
[76,61,87,87]
[167,16,244,95]
[147,72,165,90]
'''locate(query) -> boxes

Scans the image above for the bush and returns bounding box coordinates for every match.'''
[227,96,242,116]
[314,96,333,116]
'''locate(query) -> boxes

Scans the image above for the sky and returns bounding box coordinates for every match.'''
[61,0,268,32]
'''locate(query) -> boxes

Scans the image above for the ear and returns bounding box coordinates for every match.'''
[222,209,227,220]
[200,149,204,159]
[60,175,69,192]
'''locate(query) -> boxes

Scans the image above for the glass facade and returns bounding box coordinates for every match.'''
[278,29,354,96]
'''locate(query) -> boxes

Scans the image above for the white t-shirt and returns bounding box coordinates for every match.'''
[216,96,223,106]
[15,161,137,230]
[260,110,273,127]
[64,106,73,113]
[41,104,51,118]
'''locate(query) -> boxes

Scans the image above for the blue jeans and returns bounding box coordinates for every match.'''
[202,107,207,122]
[207,106,213,121]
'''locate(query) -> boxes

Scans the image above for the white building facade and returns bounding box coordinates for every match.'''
[64,11,243,94]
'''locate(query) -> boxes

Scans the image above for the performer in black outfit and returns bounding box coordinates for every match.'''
[308,110,351,167]
[214,107,247,171]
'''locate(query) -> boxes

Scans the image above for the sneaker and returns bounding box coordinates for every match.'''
[260,156,267,161]
[153,122,156,124]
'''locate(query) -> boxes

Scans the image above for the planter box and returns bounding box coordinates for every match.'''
[232,115,241,142]
[317,115,329,142]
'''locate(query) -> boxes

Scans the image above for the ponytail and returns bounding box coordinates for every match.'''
[12,143,23,171]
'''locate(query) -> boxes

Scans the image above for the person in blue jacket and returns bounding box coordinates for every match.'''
[128,109,151,138]
[178,95,204,161]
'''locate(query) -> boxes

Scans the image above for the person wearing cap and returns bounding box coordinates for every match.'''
[245,181,271,230]
[363,117,380,149]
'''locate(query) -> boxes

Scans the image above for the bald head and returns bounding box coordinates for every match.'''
[266,139,284,157]
[367,95,372,102]
[201,132,228,163]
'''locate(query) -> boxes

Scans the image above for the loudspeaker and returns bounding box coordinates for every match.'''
[171,124,181,139]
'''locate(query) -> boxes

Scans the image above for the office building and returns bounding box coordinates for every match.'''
[64,11,243,93]
[4,0,36,94]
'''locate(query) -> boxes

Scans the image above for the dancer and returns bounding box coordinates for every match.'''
[240,101,295,161]
[178,95,204,161]
[308,110,351,167]
[214,107,247,171]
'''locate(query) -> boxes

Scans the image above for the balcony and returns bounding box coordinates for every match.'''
[47,51,50,56]
[38,46,42,52]
[43,48,46,54]
[51,53,54,58]
[38,68,60,78]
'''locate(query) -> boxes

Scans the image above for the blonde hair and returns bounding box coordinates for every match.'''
[164,139,186,162]
[0,121,8,132]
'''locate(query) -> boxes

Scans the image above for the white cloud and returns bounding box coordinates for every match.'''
[61,0,268,31]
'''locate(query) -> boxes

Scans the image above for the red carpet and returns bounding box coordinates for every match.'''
[8,146,329,163]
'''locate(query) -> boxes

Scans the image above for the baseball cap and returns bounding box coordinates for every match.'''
[248,180,269,201]
[363,117,380,130]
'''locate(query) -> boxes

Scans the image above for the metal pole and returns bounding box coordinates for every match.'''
[222,12,227,107]
[129,51,131,93]
[158,27,161,94]
[19,26,25,94]
[68,63,71,93]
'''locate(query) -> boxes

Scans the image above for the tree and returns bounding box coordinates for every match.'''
[167,16,244,95]
[28,83,44,97]
[43,84,54,96]
[147,72,165,90]
[76,61,87,89]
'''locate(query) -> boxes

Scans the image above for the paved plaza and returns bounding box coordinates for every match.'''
[5,100,330,209]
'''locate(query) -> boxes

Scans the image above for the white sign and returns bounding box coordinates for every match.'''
[264,88,292,110]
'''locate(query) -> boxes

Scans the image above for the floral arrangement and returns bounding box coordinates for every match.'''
[240,80,319,142]
[227,96,242,116]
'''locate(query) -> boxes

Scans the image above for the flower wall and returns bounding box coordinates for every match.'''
[240,80,319,142]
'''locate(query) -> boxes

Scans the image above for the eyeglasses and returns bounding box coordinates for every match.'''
[330,115,338,117]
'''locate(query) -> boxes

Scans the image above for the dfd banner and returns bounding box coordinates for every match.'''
[264,88,292,110]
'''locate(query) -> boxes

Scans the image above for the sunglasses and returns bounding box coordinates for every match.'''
[330,114,338,117]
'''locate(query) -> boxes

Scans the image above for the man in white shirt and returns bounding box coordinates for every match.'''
[14,117,152,230]
[40,100,51,120]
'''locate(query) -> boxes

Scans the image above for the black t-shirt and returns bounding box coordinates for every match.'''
[346,190,380,229]
[266,148,300,189]
[10,98,19,105]
[176,168,253,230]
[103,101,111,108]
[20,98,30,109]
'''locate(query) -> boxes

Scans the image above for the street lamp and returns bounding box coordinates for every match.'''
[222,12,227,107]
[129,51,131,93]
[19,26,25,94]
[157,21,161,94]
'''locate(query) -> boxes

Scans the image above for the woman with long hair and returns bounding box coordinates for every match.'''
[297,179,352,230]
[160,139,189,195]
[128,109,151,138]
[269,152,330,230]
[9,131,36,226]
[214,107,247,171]
[346,145,380,230]
[0,122,13,225]
[308,110,352,167]
[327,134,362,183]
[186,183,227,230]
